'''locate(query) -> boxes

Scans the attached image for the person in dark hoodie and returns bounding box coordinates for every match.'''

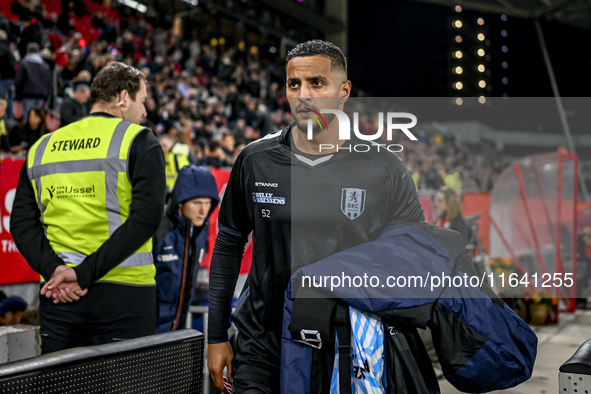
[0,30,18,103]
[153,164,219,333]
[13,42,52,120]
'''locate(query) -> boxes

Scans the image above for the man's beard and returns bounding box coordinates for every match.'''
[293,112,336,136]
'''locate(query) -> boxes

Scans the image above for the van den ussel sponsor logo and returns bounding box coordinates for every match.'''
[252,192,286,204]
[51,184,96,199]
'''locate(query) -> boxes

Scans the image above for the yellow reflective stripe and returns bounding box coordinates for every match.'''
[57,251,153,267]
[119,123,145,160]
[107,120,132,159]
[105,120,132,234]
[27,132,52,174]
[29,158,126,179]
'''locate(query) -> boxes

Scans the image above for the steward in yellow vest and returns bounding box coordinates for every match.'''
[10,62,166,354]
[443,171,463,192]
[159,133,193,193]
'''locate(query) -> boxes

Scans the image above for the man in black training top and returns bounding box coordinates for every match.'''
[207,40,424,393]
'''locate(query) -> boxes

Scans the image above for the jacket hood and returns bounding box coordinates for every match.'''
[168,165,220,226]
[174,165,220,205]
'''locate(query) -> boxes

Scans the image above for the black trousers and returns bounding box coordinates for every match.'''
[232,379,275,394]
[39,282,157,354]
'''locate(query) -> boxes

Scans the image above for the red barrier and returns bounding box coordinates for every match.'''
[201,168,253,274]
[0,157,40,285]
[420,192,491,253]
[419,196,436,223]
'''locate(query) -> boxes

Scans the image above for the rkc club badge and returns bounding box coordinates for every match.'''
[341,188,366,220]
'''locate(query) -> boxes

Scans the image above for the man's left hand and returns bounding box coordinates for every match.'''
[51,282,89,304]
[41,267,88,303]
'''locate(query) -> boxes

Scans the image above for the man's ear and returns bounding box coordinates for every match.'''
[117,90,129,107]
[340,80,351,104]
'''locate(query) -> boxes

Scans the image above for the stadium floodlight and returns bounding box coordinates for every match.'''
[453,66,463,74]
[118,0,147,13]
[478,80,486,88]
[454,81,463,90]
[477,48,485,57]
[477,18,484,25]
[453,50,463,59]
[477,64,485,72]
[477,33,485,41]
[453,20,463,28]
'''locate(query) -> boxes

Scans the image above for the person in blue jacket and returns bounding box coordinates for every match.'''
[153,164,219,333]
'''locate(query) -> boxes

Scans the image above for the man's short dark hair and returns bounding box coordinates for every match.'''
[209,140,221,152]
[74,83,90,93]
[26,42,40,54]
[286,40,347,75]
[90,61,146,105]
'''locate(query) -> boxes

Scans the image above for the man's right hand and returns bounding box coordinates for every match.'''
[208,342,234,391]
[41,265,88,303]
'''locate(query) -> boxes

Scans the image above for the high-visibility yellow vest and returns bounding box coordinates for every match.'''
[27,116,155,285]
[411,171,420,190]
[443,172,463,192]
[164,143,191,191]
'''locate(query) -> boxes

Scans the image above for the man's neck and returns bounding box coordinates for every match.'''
[291,122,347,155]
[90,104,122,119]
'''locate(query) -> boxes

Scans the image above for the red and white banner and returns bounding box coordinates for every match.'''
[0,157,40,285]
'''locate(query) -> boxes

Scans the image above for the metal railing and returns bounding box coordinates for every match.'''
[0,329,204,394]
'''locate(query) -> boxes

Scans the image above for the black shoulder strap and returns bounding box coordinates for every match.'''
[335,303,352,394]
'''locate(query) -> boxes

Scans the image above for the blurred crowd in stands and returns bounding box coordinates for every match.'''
[400,135,502,193]
[0,0,502,192]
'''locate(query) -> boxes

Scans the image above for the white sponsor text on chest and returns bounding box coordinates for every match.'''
[252,192,286,204]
